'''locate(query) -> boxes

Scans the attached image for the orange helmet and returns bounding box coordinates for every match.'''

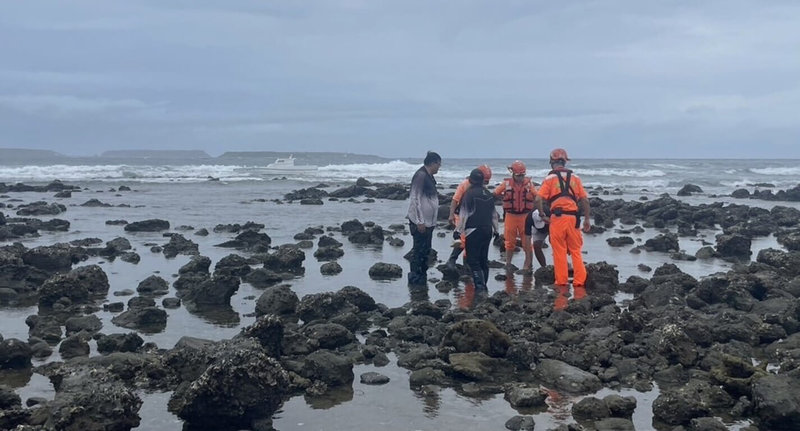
[477,164,492,182]
[549,148,570,162]
[509,160,526,175]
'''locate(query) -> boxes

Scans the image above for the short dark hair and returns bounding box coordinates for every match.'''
[423,151,441,166]
[468,168,484,185]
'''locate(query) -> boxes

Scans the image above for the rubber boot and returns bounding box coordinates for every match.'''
[446,245,461,271]
[472,269,487,292]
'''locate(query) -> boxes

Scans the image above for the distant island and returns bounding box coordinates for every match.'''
[0,148,394,166]
[100,150,212,159]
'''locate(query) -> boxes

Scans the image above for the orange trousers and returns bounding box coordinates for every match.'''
[549,214,586,287]
[503,213,531,252]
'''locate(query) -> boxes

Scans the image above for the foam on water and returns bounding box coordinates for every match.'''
[0,164,261,183]
[749,166,800,176]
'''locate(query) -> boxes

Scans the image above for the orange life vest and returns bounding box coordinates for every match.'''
[501,177,535,214]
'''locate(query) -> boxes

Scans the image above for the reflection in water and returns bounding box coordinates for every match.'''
[408,283,429,302]
[414,385,442,419]
[185,304,240,327]
[303,385,355,410]
[503,272,534,296]
[543,388,572,421]
[553,284,588,311]
[0,368,33,389]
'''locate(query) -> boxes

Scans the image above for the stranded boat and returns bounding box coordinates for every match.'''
[262,155,318,174]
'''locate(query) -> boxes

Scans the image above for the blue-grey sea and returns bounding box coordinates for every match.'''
[2,153,798,430]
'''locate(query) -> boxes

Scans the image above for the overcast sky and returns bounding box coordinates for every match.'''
[1,1,798,158]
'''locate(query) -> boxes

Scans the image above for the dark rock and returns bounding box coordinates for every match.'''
[303,323,356,349]
[504,415,535,431]
[503,385,547,408]
[533,359,602,394]
[318,236,343,248]
[449,352,515,381]
[0,338,32,369]
[216,230,272,252]
[301,349,354,386]
[262,246,305,274]
[604,394,637,417]
[16,201,66,216]
[715,234,752,259]
[214,254,251,277]
[179,255,211,274]
[368,262,403,279]
[572,396,610,420]
[43,367,142,430]
[180,274,240,307]
[168,338,288,430]
[314,246,344,261]
[255,285,299,318]
[96,332,144,354]
[80,198,111,207]
[752,374,800,430]
[645,233,679,253]
[111,307,167,333]
[237,315,284,358]
[731,189,750,198]
[162,297,181,309]
[23,243,80,273]
[64,315,102,336]
[677,184,703,196]
[136,275,170,295]
[360,372,389,385]
[124,218,170,232]
[441,319,511,357]
[58,334,90,359]
[606,236,634,247]
[320,261,342,275]
[340,219,364,235]
[38,264,109,306]
[245,268,283,288]
[162,234,199,258]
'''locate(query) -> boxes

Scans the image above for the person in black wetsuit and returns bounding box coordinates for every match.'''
[456,168,499,292]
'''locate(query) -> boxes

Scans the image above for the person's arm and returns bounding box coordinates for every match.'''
[534,195,548,223]
[408,171,426,232]
[579,197,591,232]
[493,182,505,197]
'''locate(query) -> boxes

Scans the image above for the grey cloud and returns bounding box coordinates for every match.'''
[0,0,798,157]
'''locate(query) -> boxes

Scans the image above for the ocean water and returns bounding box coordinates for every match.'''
[1,155,798,430]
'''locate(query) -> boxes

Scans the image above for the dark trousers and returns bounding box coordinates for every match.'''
[465,226,492,288]
[409,221,434,283]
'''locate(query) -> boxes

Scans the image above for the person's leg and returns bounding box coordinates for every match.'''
[521,232,532,272]
[465,231,485,289]
[408,221,423,283]
[533,240,547,267]
[549,217,569,286]
[503,218,515,268]
[446,215,462,269]
[478,227,491,283]
[420,226,434,274]
[566,225,586,286]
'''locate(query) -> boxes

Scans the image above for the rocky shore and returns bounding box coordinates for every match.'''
[2,179,800,430]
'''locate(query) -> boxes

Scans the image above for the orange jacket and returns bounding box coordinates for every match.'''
[537,168,587,213]
[494,177,536,214]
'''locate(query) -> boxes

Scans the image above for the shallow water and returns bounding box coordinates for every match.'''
[0,179,795,430]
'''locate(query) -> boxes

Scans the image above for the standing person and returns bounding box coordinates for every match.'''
[446,164,492,271]
[407,151,441,285]
[535,148,591,290]
[456,169,499,292]
[493,160,537,273]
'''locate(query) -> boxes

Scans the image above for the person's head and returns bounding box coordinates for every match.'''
[508,160,526,182]
[549,148,569,168]
[477,164,492,184]
[423,151,441,174]
[468,168,484,186]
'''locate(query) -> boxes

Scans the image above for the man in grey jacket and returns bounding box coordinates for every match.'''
[407,151,441,285]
